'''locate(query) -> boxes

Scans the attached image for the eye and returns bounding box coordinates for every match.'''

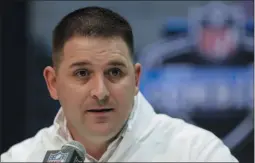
[75,69,90,78]
[108,68,122,77]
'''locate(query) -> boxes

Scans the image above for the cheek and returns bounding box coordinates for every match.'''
[56,80,88,110]
[110,78,136,108]
[56,81,91,125]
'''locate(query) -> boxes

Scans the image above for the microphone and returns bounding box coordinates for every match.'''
[43,141,86,162]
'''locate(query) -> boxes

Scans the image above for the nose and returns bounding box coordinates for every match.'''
[90,74,109,102]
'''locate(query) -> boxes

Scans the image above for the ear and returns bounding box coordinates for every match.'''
[43,66,58,100]
[134,63,142,95]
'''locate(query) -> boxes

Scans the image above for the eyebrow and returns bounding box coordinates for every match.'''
[70,61,92,68]
[107,60,127,68]
[69,60,127,69]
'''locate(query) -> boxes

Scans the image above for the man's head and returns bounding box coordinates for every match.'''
[43,6,141,143]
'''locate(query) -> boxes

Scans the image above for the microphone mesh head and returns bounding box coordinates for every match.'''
[61,141,86,161]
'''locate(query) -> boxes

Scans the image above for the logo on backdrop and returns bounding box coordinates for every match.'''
[188,2,245,62]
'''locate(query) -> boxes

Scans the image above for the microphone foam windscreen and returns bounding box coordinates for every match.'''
[61,141,86,161]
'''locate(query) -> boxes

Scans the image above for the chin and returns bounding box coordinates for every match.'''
[90,123,113,133]
[90,124,120,139]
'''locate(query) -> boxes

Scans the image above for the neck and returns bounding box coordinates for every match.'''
[76,137,108,160]
[74,135,108,160]
[67,122,121,160]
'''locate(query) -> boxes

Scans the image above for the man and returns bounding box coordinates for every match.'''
[1,6,238,162]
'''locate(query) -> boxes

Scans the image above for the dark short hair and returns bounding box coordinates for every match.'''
[52,6,134,68]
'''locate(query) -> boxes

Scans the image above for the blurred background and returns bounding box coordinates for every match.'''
[1,1,254,162]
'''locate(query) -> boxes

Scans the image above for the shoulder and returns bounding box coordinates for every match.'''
[0,125,59,162]
[152,114,238,162]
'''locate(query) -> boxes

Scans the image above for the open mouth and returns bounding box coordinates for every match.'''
[87,108,114,113]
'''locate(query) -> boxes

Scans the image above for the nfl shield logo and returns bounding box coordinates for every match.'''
[187,2,243,63]
[198,27,238,61]
[48,151,69,162]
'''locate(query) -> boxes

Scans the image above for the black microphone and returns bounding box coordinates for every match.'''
[43,141,86,162]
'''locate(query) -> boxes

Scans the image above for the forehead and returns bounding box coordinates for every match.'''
[62,36,131,63]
